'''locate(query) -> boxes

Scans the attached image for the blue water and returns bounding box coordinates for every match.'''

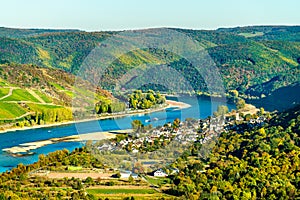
[0,96,235,172]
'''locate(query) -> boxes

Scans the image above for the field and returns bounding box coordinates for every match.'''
[0,102,27,119]
[87,188,156,194]
[238,31,264,38]
[26,103,64,110]
[67,166,83,171]
[0,88,9,98]
[86,186,173,200]
[49,82,65,90]
[33,89,52,103]
[1,88,39,102]
[145,176,170,186]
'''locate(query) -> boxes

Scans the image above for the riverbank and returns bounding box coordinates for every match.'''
[0,100,190,134]
[3,129,132,154]
[165,99,191,109]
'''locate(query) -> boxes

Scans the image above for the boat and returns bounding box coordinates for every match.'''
[145,118,159,122]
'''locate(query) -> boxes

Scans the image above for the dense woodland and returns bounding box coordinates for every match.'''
[0,26,299,110]
[128,90,166,110]
[166,105,300,199]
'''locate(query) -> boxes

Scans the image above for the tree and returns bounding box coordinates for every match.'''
[214,105,229,117]
[173,118,181,128]
[128,175,134,183]
[244,114,251,121]
[128,90,165,109]
[146,92,156,103]
[229,90,239,98]
[85,177,95,186]
[115,172,121,178]
[259,107,265,115]
[131,120,143,132]
[236,99,246,110]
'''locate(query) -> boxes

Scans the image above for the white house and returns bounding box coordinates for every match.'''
[132,148,139,153]
[120,170,132,178]
[120,170,139,179]
[154,169,168,177]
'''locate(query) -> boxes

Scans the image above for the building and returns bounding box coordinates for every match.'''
[120,170,132,178]
[153,169,168,177]
[120,170,139,179]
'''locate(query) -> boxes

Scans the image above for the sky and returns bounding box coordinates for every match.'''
[1,0,299,31]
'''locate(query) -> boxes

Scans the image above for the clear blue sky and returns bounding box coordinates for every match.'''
[1,0,299,31]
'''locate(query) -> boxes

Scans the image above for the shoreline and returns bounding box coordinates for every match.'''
[3,129,132,154]
[0,100,190,134]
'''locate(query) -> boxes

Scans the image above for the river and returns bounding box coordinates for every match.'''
[0,96,235,172]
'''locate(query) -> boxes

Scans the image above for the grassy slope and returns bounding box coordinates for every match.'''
[1,89,39,102]
[0,88,9,98]
[0,102,27,119]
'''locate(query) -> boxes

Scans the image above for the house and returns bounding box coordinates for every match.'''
[120,170,139,179]
[132,148,139,153]
[249,119,256,124]
[120,170,132,178]
[236,113,242,121]
[154,169,168,177]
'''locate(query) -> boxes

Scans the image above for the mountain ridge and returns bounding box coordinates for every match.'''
[0,26,299,111]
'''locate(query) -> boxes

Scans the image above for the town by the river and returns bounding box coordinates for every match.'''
[0,96,235,172]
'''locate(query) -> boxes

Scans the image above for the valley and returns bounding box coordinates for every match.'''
[0,25,299,199]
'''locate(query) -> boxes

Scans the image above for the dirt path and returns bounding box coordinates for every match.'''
[0,87,13,100]
[26,89,46,103]
[89,185,151,189]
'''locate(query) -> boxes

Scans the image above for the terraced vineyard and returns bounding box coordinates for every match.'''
[0,64,114,128]
[0,102,27,120]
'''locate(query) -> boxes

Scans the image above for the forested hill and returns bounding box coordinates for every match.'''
[168,104,300,199]
[0,27,81,38]
[0,26,299,110]
[217,25,300,41]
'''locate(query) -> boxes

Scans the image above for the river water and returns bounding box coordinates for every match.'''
[0,96,235,172]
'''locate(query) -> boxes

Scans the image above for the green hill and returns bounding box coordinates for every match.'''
[0,26,299,110]
[25,31,114,72]
[217,25,300,41]
[0,37,40,65]
[168,104,300,199]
